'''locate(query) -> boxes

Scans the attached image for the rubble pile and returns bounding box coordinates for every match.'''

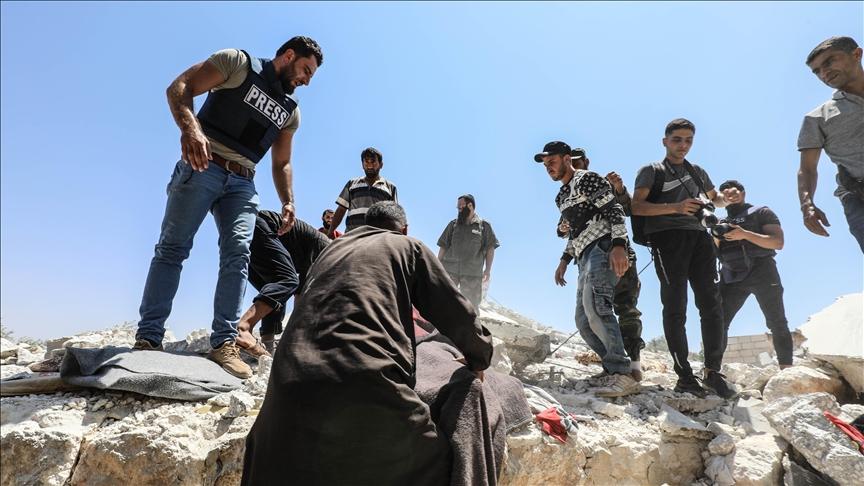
[1,295,862,485]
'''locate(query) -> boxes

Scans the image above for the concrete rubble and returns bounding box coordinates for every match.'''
[2,296,862,485]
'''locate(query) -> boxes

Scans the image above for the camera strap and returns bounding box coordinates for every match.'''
[663,159,709,200]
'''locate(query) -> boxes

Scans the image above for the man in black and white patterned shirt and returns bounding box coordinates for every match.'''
[534,141,638,398]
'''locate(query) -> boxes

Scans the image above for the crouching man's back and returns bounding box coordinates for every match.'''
[242,202,493,486]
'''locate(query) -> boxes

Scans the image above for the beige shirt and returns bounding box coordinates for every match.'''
[204,49,301,169]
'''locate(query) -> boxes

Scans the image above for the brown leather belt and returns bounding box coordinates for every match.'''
[211,153,255,179]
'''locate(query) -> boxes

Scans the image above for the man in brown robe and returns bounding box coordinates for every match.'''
[241,201,493,486]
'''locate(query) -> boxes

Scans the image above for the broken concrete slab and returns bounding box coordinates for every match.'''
[763,392,864,485]
[762,366,846,402]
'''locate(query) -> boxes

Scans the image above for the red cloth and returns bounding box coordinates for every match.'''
[535,407,569,443]
[824,411,864,455]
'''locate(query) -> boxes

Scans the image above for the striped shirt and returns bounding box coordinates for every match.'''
[335,176,399,232]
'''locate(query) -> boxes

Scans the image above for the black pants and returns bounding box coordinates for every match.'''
[652,230,725,378]
[248,216,300,336]
[614,262,644,362]
[720,257,793,365]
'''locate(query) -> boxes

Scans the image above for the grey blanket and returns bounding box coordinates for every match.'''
[60,346,243,401]
[415,332,532,486]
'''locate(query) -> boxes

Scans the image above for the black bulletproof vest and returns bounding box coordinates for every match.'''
[718,204,776,263]
[197,51,298,164]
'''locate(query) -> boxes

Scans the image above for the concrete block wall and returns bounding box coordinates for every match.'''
[707,333,776,366]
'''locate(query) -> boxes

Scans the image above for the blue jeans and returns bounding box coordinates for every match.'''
[841,193,864,253]
[137,160,259,348]
[575,240,631,375]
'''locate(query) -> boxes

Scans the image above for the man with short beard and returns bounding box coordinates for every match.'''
[327,147,399,236]
[556,149,645,381]
[318,209,341,238]
[133,37,323,380]
[437,194,500,309]
[535,141,639,398]
[798,36,864,252]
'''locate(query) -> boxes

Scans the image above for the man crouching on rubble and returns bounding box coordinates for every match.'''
[241,201,493,486]
[535,141,639,398]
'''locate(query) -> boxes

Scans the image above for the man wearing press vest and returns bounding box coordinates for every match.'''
[714,180,793,369]
[631,118,735,399]
[133,37,323,379]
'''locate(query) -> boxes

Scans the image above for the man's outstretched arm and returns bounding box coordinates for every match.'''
[798,148,830,236]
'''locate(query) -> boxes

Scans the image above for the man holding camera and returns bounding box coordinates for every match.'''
[535,141,639,398]
[797,36,864,252]
[556,149,645,381]
[631,119,735,399]
[713,180,792,369]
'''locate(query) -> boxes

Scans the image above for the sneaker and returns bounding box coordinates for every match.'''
[133,339,163,351]
[208,341,253,379]
[674,375,707,398]
[595,373,640,398]
[702,370,738,400]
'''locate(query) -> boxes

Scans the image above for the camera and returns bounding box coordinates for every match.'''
[695,201,719,228]
[694,201,735,237]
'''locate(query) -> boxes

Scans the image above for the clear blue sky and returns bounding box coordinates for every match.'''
[2,2,862,347]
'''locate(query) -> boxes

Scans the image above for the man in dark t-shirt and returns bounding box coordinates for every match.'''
[235,212,330,355]
[714,180,792,368]
[631,118,735,399]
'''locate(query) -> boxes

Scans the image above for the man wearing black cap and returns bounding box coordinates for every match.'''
[535,141,639,398]
[714,180,792,369]
[556,148,645,381]
[437,194,500,309]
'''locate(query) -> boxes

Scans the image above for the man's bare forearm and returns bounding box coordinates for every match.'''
[484,248,495,274]
[798,167,819,208]
[166,75,200,133]
[272,160,294,205]
[631,199,678,216]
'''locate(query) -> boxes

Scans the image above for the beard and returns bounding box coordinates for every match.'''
[364,168,380,178]
[457,207,471,224]
[279,60,297,94]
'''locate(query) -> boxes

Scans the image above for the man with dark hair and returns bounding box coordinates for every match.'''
[534,141,639,398]
[556,148,645,381]
[241,201,492,485]
[798,36,864,252]
[235,214,331,356]
[318,209,341,239]
[133,36,323,379]
[631,119,735,399]
[327,147,399,236]
[437,194,500,309]
[713,180,792,369]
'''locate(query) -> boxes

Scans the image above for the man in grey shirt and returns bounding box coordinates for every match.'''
[797,36,864,252]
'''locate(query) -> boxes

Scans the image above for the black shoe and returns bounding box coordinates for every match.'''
[702,370,738,400]
[674,375,708,398]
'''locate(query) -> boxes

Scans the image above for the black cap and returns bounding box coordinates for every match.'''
[534,141,585,163]
[458,193,475,207]
[718,179,745,192]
